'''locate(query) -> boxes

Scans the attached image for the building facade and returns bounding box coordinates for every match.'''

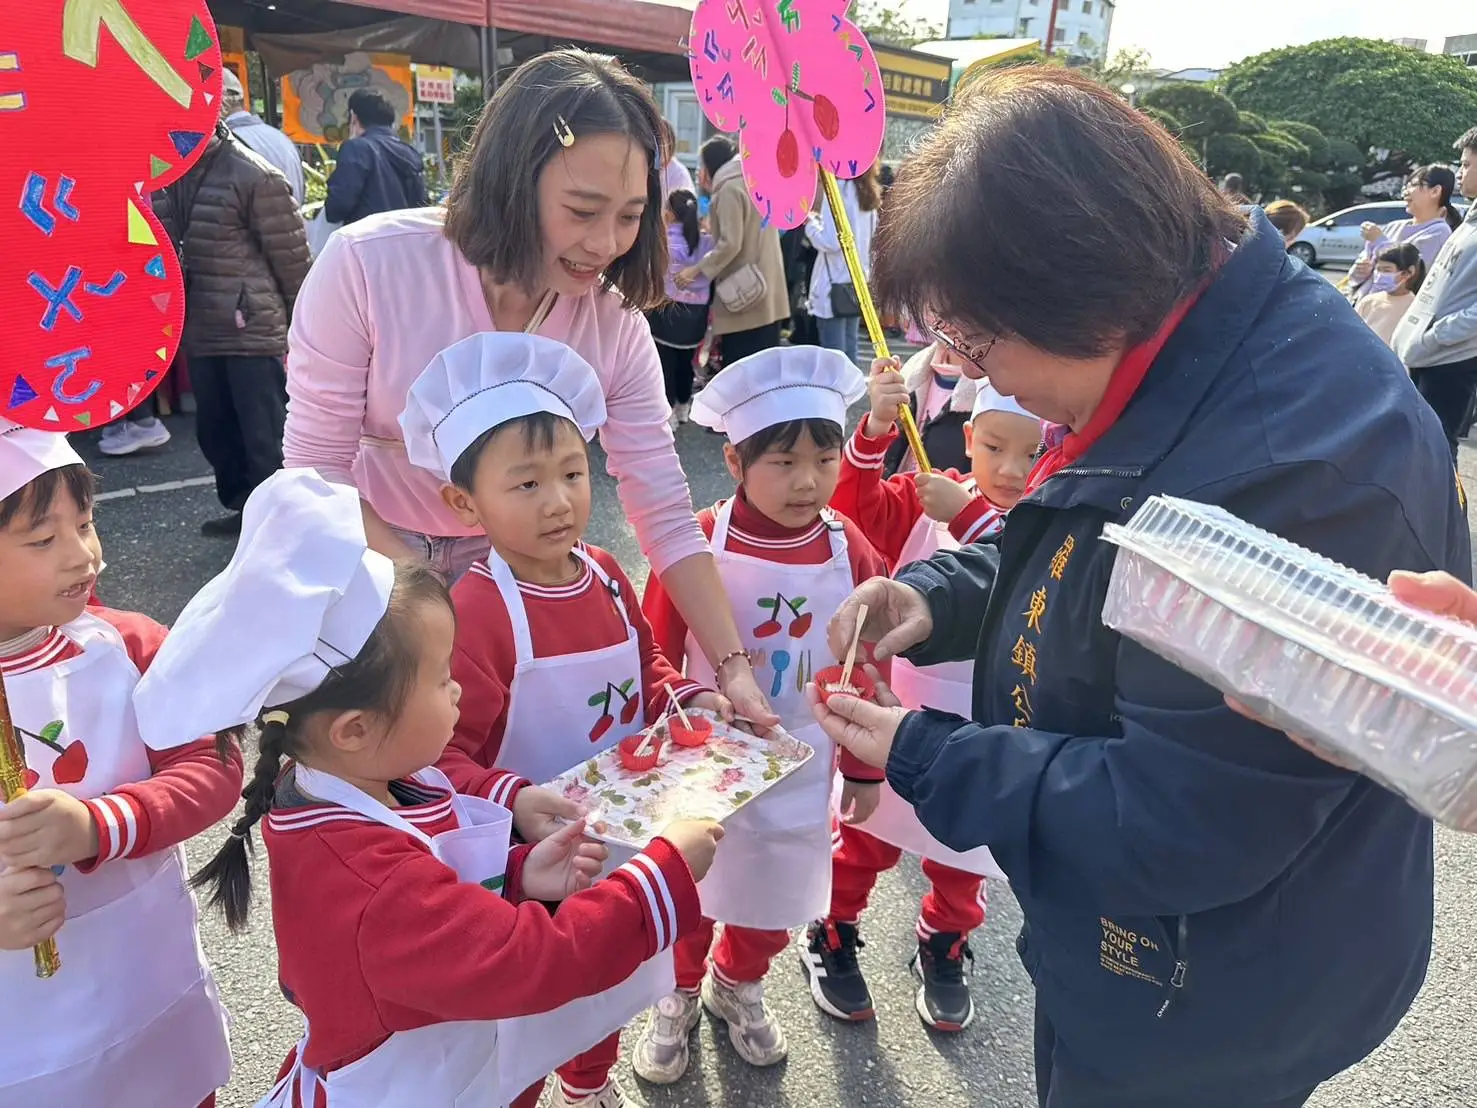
[945,0,1115,62]
[1445,33,1477,67]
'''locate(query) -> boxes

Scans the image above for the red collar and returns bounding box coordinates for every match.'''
[1025,289,1202,493]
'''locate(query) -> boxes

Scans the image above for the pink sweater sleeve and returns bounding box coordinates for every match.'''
[283,233,372,486]
[598,309,707,574]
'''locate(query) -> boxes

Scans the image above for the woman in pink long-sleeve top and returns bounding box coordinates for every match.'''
[284,50,777,731]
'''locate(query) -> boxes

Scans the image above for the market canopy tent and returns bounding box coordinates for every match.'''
[208,0,696,79]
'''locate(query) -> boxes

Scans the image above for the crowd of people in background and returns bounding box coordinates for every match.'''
[10,41,1477,1108]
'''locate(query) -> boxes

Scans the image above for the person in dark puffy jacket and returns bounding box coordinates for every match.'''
[153,122,311,536]
[323,89,427,225]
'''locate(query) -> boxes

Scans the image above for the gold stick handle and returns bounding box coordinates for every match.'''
[818,169,932,473]
[0,679,61,979]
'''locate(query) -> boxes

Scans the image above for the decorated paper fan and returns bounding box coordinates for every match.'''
[0,0,223,430]
[689,0,884,231]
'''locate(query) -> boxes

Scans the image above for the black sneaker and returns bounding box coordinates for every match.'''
[201,513,243,538]
[911,931,976,1031]
[801,920,874,1021]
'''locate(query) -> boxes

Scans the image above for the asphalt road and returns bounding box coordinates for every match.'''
[79,393,1477,1108]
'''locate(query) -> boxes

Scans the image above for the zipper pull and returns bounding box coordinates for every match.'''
[1155,960,1188,1019]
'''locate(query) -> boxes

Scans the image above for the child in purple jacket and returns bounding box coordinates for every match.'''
[648,189,713,426]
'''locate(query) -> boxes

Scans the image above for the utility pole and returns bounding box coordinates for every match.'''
[1044,0,1059,56]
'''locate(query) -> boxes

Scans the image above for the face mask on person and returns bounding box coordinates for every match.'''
[1370,273,1399,294]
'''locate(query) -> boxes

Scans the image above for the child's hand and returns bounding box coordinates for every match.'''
[0,866,65,950]
[0,789,100,869]
[684,691,734,721]
[839,780,881,825]
[915,471,973,524]
[520,819,609,902]
[512,785,582,843]
[659,819,726,882]
[865,358,908,439]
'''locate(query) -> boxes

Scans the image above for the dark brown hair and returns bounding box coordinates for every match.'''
[191,560,452,931]
[700,135,735,179]
[448,411,585,491]
[873,66,1248,359]
[1410,164,1461,231]
[733,418,845,469]
[443,50,667,311]
[854,162,882,214]
[0,464,94,531]
[1377,243,1426,295]
[668,188,702,254]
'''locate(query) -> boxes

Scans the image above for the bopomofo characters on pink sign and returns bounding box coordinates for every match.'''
[689,0,885,230]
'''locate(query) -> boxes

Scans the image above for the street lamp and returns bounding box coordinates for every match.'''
[1120,82,1137,107]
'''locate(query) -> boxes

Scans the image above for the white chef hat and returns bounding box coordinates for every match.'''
[971,383,1038,422]
[400,332,608,483]
[134,468,397,749]
[0,420,84,503]
[690,346,866,442]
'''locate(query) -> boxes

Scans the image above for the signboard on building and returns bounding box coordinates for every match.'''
[872,44,951,120]
[416,65,456,105]
[871,44,952,162]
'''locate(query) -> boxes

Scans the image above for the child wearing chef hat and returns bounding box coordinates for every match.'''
[637,346,891,1084]
[142,467,722,1108]
[0,420,237,1108]
[399,331,730,1108]
[812,372,1043,1034]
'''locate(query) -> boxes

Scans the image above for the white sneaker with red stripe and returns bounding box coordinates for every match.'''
[547,1074,630,1107]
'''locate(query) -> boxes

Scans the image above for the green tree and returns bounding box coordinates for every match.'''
[1140,106,1183,135]
[1238,110,1268,135]
[1222,37,1477,164]
[1205,133,1263,181]
[850,1,941,48]
[1086,46,1156,91]
[1139,84,1240,142]
[1272,120,1330,168]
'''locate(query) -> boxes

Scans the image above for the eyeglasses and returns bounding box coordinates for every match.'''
[928,317,1002,373]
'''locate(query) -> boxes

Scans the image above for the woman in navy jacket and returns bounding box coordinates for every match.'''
[810,68,1470,1108]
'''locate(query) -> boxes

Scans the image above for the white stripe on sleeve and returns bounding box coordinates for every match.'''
[619,854,676,951]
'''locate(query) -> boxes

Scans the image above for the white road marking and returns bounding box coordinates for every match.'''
[96,475,214,502]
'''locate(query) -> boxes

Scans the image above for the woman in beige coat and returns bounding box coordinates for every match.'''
[679,136,789,364]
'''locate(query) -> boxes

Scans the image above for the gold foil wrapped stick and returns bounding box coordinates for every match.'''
[818,168,932,474]
[0,679,60,978]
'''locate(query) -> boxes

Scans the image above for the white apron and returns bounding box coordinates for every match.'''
[847,504,1005,880]
[260,765,669,1108]
[683,500,850,928]
[0,613,231,1108]
[478,549,674,1042]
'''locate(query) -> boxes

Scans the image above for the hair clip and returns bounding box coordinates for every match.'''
[553,115,576,148]
[262,710,291,727]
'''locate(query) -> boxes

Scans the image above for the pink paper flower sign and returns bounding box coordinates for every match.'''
[689,0,886,230]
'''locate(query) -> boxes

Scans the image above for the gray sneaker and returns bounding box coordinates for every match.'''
[98,418,170,456]
[700,974,787,1067]
[632,989,701,1085]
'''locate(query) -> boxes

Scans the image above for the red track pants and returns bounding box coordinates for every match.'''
[829,822,987,939]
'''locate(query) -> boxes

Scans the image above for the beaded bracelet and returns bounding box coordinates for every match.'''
[714,648,752,676]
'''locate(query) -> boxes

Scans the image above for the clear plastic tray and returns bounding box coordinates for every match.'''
[1100,495,1477,831]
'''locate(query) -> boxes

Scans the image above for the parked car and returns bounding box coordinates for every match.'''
[1290,200,1469,267]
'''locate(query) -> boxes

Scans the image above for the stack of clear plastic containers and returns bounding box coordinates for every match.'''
[1100,495,1477,831]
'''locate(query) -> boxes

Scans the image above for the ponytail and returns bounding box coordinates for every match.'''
[191,716,294,932]
[668,188,701,254]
